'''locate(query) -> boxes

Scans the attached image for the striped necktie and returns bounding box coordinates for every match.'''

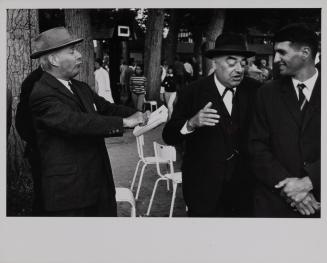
[297,83,307,111]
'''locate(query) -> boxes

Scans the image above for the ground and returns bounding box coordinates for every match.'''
[107,124,187,217]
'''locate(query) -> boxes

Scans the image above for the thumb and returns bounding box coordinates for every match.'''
[203,102,213,110]
[275,179,289,189]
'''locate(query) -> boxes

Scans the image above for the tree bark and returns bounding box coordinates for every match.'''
[144,9,165,100]
[162,9,184,66]
[65,9,95,88]
[203,9,225,76]
[7,9,39,215]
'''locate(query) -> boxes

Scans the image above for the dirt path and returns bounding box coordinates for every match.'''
[106,124,187,217]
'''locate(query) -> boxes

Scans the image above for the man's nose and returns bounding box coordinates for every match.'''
[235,62,243,72]
[274,53,280,63]
[75,50,82,60]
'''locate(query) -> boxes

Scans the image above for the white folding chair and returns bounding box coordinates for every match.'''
[143,98,158,112]
[146,142,182,217]
[115,187,136,217]
[130,135,170,200]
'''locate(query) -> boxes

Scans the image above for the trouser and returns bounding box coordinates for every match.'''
[187,156,253,217]
[26,146,44,216]
[131,93,145,112]
[45,179,117,217]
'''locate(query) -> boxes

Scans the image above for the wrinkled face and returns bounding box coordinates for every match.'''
[51,44,82,80]
[274,41,305,76]
[213,55,247,88]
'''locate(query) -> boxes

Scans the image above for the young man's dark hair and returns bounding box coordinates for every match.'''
[273,23,319,59]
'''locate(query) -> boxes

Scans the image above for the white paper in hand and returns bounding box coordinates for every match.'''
[133,105,168,136]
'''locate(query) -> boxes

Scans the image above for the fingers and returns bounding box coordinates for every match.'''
[275,178,289,189]
[203,102,213,110]
[298,202,316,216]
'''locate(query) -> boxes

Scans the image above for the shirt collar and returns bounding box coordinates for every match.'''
[57,78,74,93]
[292,68,319,92]
[214,74,236,96]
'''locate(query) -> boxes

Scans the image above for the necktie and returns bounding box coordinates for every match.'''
[68,81,76,94]
[221,87,235,100]
[297,83,307,110]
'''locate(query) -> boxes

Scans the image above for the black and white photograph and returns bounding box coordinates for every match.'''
[1,1,327,262]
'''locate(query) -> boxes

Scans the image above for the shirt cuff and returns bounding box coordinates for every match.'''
[180,121,194,135]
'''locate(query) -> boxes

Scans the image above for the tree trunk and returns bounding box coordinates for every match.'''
[7,9,39,215]
[144,9,165,100]
[203,9,225,76]
[65,9,95,88]
[162,9,184,66]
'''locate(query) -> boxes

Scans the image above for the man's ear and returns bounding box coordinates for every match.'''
[301,46,311,60]
[48,54,59,67]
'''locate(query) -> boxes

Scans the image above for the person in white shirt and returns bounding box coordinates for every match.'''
[163,33,261,217]
[94,58,114,103]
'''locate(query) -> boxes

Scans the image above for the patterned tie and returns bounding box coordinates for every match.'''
[297,83,307,110]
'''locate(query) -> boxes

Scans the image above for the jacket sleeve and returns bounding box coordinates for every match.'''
[304,160,320,199]
[248,88,292,189]
[162,85,194,145]
[30,84,129,138]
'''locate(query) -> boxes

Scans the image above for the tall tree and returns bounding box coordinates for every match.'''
[7,9,39,215]
[203,9,225,76]
[65,9,95,88]
[144,9,165,100]
[162,9,184,65]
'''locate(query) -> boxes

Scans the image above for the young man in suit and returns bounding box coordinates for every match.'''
[249,23,321,217]
[163,33,261,217]
[29,27,148,216]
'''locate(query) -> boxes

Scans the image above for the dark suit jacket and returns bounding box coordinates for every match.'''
[30,72,136,211]
[16,66,43,149]
[249,75,320,217]
[162,74,260,214]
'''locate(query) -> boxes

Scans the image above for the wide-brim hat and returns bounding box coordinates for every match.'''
[205,33,256,59]
[30,27,83,59]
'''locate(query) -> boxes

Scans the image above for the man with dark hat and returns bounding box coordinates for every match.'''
[249,23,321,217]
[162,33,261,217]
[29,27,148,216]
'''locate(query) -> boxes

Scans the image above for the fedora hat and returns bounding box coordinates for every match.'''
[205,33,255,59]
[30,27,83,59]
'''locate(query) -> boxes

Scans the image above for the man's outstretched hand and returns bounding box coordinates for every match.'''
[187,102,220,131]
[123,111,150,128]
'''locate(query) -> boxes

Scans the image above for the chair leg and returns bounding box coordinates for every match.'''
[131,203,136,217]
[146,178,164,216]
[169,182,178,217]
[135,163,147,200]
[130,160,142,191]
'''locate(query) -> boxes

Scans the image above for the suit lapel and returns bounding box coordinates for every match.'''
[279,77,301,127]
[42,72,78,102]
[42,72,93,112]
[70,80,95,113]
[302,75,320,132]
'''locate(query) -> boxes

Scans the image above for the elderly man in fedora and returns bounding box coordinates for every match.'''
[29,27,148,216]
[163,33,261,217]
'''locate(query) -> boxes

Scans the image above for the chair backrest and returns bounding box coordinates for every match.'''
[136,135,145,160]
[153,142,176,177]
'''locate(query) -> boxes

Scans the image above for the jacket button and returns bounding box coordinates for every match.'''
[303,162,307,166]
